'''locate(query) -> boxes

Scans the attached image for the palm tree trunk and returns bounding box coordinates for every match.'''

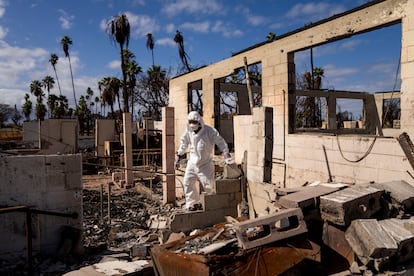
[68,55,77,107]
[120,47,129,113]
[53,68,63,96]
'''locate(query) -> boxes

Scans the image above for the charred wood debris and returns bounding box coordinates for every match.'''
[3,170,414,275]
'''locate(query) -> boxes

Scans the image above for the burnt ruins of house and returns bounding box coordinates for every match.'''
[2,0,414,275]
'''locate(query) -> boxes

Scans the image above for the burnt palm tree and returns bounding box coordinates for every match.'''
[173,30,191,72]
[146,33,155,67]
[61,35,77,107]
[107,14,130,113]
[49,53,62,95]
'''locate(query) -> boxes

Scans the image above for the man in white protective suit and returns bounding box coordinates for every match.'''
[175,111,233,211]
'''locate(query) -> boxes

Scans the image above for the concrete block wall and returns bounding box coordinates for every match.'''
[0,154,83,261]
[95,119,116,158]
[170,178,241,232]
[162,107,176,204]
[233,115,252,164]
[284,135,413,187]
[247,107,273,184]
[39,119,78,154]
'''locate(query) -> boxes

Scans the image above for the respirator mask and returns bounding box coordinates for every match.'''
[188,120,200,131]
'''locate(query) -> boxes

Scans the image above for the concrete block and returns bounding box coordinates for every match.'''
[234,208,307,250]
[379,218,414,264]
[223,164,243,179]
[279,185,342,212]
[170,210,216,233]
[320,185,383,226]
[215,178,241,194]
[371,180,414,210]
[202,192,242,211]
[345,219,398,267]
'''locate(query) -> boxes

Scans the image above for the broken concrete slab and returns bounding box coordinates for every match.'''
[234,208,307,250]
[278,185,342,212]
[320,185,383,226]
[345,219,398,270]
[371,180,414,211]
[379,218,414,264]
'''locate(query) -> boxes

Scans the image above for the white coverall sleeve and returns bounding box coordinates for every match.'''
[177,131,190,156]
[210,127,229,154]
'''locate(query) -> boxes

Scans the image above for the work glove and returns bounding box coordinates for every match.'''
[174,154,183,170]
[224,152,233,165]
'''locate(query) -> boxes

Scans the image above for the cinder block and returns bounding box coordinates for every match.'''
[345,219,398,267]
[279,185,342,212]
[234,208,307,250]
[320,185,383,226]
[215,179,241,194]
[371,180,414,210]
[202,192,242,211]
[223,164,242,179]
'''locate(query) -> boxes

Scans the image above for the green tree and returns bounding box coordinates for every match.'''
[42,75,55,117]
[54,95,69,119]
[22,93,32,122]
[49,53,62,95]
[107,14,130,113]
[30,80,46,120]
[61,35,77,107]
[77,95,89,135]
[123,50,142,119]
[99,76,117,118]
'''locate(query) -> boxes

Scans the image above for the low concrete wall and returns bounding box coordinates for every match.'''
[0,154,83,261]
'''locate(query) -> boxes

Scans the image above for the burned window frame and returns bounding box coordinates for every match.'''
[188,80,203,115]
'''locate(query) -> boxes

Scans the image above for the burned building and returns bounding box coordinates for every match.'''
[168,0,414,217]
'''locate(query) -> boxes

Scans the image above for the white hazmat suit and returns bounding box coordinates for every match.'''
[176,111,232,211]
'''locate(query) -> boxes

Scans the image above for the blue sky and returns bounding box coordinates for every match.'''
[0,0,401,114]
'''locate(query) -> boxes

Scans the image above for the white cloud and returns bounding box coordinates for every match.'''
[211,21,243,38]
[286,3,346,21]
[108,60,120,69]
[0,0,5,18]
[156,37,175,47]
[162,0,223,16]
[58,9,75,30]
[235,6,268,27]
[165,23,175,34]
[181,21,210,33]
[125,12,160,38]
[100,13,160,39]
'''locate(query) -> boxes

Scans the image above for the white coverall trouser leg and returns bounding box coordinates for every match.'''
[183,160,215,209]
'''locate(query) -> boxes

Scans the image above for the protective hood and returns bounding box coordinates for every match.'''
[187,111,204,131]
